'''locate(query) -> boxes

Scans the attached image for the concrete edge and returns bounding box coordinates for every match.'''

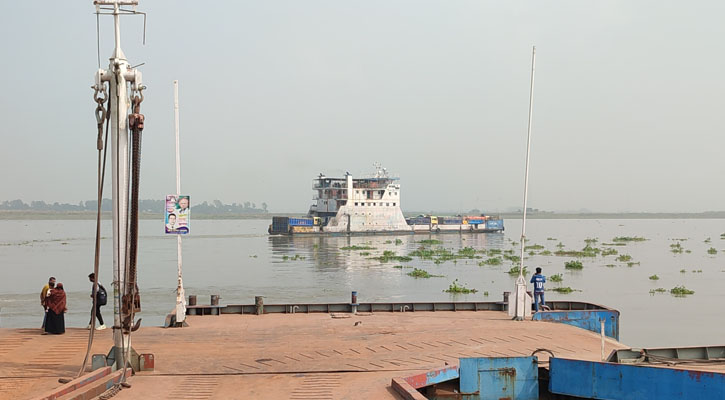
[56,368,132,400]
[391,378,427,400]
[30,367,111,400]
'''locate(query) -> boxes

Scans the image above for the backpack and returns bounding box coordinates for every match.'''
[97,285,107,306]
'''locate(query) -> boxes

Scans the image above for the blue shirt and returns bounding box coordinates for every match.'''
[530,274,545,293]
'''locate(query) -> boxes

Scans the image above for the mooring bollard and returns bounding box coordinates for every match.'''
[351,291,358,314]
[255,296,264,315]
[211,294,220,306]
[188,295,197,306]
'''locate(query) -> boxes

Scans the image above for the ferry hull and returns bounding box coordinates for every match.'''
[269,220,505,236]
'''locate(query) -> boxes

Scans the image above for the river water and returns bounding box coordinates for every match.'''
[1,218,723,348]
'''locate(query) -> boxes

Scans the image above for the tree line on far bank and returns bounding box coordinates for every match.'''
[0,199,269,214]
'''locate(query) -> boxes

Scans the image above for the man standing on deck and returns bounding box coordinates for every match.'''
[40,276,56,329]
[530,267,546,312]
[87,273,107,330]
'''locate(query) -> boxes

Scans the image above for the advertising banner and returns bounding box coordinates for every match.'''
[165,195,190,234]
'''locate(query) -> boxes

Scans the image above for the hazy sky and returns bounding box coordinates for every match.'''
[1,1,724,213]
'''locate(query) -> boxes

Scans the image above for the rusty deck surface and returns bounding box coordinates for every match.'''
[1,311,628,399]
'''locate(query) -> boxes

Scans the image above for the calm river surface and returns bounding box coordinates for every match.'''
[1,218,723,347]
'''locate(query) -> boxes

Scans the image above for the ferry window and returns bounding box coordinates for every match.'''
[386,203,389,206]
[373,203,376,206]
[354,202,358,206]
[393,203,396,206]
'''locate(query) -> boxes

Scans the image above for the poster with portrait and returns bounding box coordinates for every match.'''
[165,195,190,234]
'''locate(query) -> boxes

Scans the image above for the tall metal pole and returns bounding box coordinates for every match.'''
[110,0,131,363]
[93,0,143,370]
[174,80,187,323]
[510,46,536,321]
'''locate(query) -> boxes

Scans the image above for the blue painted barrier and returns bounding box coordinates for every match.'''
[459,357,538,400]
[549,357,725,399]
[532,309,619,340]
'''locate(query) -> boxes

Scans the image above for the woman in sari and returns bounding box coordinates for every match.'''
[44,283,66,334]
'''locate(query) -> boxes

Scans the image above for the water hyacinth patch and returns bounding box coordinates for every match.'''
[564,260,583,270]
[444,279,477,294]
[550,273,563,282]
[550,287,580,294]
[341,245,375,251]
[613,236,647,242]
[407,268,442,278]
[670,286,695,296]
[375,250,412,263]
[507,266,528,276]
[479,257,502,266]
[649,275,659,280]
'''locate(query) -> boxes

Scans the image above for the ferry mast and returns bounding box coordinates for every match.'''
[92,0,144,370]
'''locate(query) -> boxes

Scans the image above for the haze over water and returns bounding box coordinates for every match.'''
[1,218,723,348]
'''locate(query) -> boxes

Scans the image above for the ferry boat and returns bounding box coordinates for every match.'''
[268,164,504,235]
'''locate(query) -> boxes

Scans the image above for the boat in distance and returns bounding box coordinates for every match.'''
[268,164,504,235]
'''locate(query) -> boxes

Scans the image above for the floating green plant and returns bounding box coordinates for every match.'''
[704,237,711,243]
[487,249,502,255]
[547,237,557,241]
[504,254,521,263]
[419,239,443,245]
[649,288,667,294]
[616,254,632,262]
[525,244,545,250]
[565,260,583,270]
[540,250,552,256]
[601,248,618,256]
[393,265,404,269]
[605,264,617,268]
[479,257,502,266]
[707,247,717,255]
[385,240,392,244]
[584,238,599,245]
[407,268,442,278]
[692,269,702,273]
[680,269,686,273]
[528,251,536,256]
[550,287,577,294]
[649,275,659,280]
[550,273,563,283]
[555,249,597,258]
[395,239,403,245]
[670,286,695,296]
[670,243,684,254]
[359,252,370,256]
[457,247,477,257]
[602,242,627,246]
[483,291,489,296]
[627,262,640,267]
[375,250,412,263]
[613,236,647,242]
[444,279,477,294]
[341,245,376,251]
[507,266,529,276]
[556,242,565,249]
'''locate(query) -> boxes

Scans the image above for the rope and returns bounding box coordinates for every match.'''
[78,90,110,377]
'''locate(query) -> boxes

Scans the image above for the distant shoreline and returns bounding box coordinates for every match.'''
[2,210,724,220]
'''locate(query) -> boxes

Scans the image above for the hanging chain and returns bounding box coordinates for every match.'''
[93,85,108,150]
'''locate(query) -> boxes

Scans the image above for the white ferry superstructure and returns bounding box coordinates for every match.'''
[268,165,504,235]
